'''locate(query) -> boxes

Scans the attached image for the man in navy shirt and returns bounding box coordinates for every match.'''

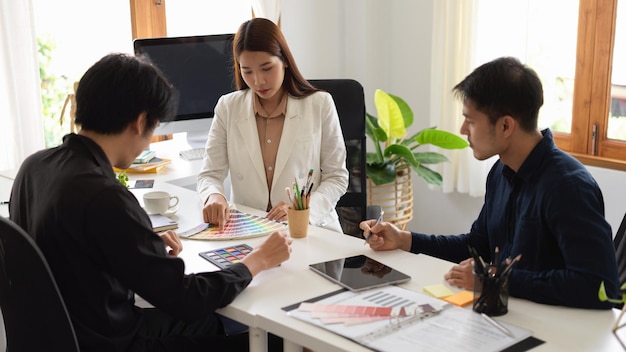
[361,57,619,309]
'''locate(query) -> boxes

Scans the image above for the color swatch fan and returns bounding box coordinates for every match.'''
[189,208,287,240]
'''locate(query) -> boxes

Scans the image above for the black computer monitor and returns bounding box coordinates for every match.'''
[133,33,235,147]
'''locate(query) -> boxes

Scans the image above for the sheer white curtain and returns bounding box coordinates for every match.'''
[0,0,44,172]
[430,0,496,197]
[252,0,281,23]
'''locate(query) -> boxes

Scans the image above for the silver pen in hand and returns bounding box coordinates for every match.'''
[363,211,384,245]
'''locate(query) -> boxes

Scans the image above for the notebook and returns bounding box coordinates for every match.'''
[148,213,178,232]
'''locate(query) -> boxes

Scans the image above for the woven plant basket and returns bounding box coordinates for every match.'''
[366,163,414,230]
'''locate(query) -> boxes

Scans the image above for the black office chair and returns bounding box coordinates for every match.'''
[614,211,626,289]
[309,79,367,238]
[0,217,80,351]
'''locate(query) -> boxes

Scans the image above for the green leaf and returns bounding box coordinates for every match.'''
[413,152,449,164]
[384,144,418,167]
[598,281,626,304]
[598,281,608,301]
[415,129,469,149]
[412,165,443,186]
[366,152,383,165]
[366,162,397,186]
[116,171,129,188]
[375,89,406,141]
[365,113,387,143]
[387,93,413,130]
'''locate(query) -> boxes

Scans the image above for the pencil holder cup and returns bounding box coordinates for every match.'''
[472,265,509,316]
[287,208,310,238]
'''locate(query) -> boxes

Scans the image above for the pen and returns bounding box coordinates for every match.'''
[285,187,296,209]
[499,254,522,279]
[363,210,384,245]
[468,245,489,277]
[481,313,515,338]
[293,180,303,210]
[304,168,313,193]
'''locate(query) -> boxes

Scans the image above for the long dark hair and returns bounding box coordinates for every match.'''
[232,17,318,98]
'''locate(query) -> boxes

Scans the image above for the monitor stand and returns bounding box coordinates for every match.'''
[186,130,209,149]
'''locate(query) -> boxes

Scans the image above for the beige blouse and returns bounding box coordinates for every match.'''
[253,92,287,211]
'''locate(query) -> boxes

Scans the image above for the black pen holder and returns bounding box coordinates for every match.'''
[472,265,509,316]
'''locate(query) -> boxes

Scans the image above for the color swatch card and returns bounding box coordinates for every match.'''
[297,301,435,326]
[199,244,253,269]
[188,208,287,241]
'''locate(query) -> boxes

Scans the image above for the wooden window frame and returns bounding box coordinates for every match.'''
[555,0,626,171]
[129,0,167,40]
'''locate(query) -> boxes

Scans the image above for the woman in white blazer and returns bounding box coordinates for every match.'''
[197,18,349,233]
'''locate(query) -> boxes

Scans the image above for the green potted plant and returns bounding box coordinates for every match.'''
[365,89,469,186]
[599,281,626,348]
[116,170,130,188]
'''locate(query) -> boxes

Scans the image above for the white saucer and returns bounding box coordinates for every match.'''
[162,205,179,216]
[144,205,179,216]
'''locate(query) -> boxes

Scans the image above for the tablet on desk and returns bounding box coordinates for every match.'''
[309,255,411,292]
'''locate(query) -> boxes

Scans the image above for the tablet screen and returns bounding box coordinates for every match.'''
[308,255,411,292]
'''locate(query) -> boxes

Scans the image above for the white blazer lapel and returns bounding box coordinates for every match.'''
[235,92,267,186]
[274,97,301,188]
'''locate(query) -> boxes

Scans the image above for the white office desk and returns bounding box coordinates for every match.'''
[256,247,626,352]
[128,178,626,352]
[1,135,625,352]
[117,136,626,351]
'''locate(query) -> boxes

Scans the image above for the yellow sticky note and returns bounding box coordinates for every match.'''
[444,290,474,307]
[423,284,454,298]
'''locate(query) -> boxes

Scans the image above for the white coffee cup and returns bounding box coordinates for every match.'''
[143,191,179,215]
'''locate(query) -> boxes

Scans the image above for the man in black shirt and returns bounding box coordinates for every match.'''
[9,53,292,351]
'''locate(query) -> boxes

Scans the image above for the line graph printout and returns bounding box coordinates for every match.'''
[188,208,287,241]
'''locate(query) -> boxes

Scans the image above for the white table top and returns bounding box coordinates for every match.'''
[6,135,624,352]
[183,224,626,352]
[128,173,626,352]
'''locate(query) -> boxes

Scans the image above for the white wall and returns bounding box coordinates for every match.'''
[281,0,626,235]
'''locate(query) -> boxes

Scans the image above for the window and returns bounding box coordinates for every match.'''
[476,0,626,170]
[32,1,250,148]
[475,0,579,136]
[33,0,132,147]
[557,0,626,169]
[608,0,626,141]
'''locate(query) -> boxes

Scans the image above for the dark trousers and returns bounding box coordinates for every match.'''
[132,308,283,352]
